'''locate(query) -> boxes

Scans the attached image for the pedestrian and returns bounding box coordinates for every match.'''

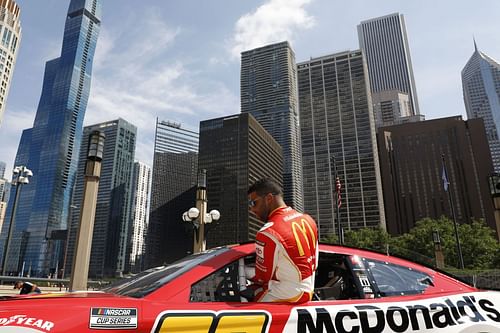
[14,281,41,294]
[247,178,319,302]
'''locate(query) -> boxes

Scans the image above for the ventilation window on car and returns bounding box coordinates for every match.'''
[364,258,434,297]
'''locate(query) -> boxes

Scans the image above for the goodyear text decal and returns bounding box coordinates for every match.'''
[152,310,271,333]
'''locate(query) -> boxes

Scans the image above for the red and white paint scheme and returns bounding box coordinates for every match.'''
[0,243,498,332]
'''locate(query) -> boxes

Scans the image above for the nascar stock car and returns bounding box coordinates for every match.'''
[0,242,499,333]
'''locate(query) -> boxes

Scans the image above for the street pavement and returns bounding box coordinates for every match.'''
[0,284,68,296]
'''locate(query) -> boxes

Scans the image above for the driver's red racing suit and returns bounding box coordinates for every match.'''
[253,206,319,302]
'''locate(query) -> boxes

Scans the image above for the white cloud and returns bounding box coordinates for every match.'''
[0,107,36,178]
[229,0,315,58]
[86,9,239,166]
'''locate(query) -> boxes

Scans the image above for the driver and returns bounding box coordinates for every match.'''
[247,178,318,303]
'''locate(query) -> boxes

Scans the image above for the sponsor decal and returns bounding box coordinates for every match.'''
[0,315,54,332]
[151,310,271,333]
[284,292,500,332]
[256,243,265,258]
[89,308,137,330]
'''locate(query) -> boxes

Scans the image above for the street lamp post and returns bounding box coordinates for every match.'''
[432,230,445,269]
[488,173,500,241]
[69,130,105,291]
[1,165,33,276]
[182,169,220,253]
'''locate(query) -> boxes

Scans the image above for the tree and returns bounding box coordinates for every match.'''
[344,227,390,253]
[328,216,500,269]
[392,216,499,269]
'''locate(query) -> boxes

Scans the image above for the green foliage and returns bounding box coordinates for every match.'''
[334,216,500,270]
[344,227,390,253]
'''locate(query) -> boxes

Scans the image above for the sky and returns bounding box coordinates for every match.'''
[0,0,500,178]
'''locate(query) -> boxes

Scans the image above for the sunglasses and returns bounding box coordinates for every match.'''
[248,196,262,207]
[248,192,277,207]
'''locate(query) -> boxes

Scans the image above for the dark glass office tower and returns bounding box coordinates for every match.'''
[0,0,100,276]
[241,41,303,212]
[199,113,283,248]
[65,119,136,279]
[298,50,386,239]
[145,119,198,267]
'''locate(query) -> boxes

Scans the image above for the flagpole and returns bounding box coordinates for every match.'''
[441,154,464,269]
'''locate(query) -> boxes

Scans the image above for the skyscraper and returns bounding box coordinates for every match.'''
[298,50,386,238]
[0,161,8,238]
[0,0,21,127]
[145,119,198,267]
[0,0,100,276]
[199,113,283,248]
[462,43,500,172]
[241,41,303,211]
[65,119,136,279]
[0,161,6,178]
[358,13,423,127]
[129,161,151,273]
[378,117,497,237]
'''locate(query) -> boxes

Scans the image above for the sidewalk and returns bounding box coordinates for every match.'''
[0,284,68,296]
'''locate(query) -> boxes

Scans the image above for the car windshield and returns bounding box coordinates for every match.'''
[101,247,230,298]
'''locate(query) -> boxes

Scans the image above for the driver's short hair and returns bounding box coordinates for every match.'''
[248,178,283,197]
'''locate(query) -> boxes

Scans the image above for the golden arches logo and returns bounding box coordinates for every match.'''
[291,219,316,256]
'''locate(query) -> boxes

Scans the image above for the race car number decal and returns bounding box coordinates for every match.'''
[284,292,500,332]
[151,311,270,333]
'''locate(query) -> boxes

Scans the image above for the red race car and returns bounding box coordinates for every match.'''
[0,243,499,332]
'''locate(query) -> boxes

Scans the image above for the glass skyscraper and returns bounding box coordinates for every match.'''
[199,113,283,248]
[146,119,198,267]
[358,13,423,127]
[298,50,386,239]
[241,41,304,212]
[65,119,136,279]
[128,161,151,273]
[462,42,500,172]
[0,0,100,276]
[0,0,21,127]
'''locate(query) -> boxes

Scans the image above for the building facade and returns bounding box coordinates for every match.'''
[0,0,100,276]
[462,43,500,173]
[0,161,5,178]
[298,50,386,239]
[145,119,199,267]
[358,13,423,127]
[128,161,151,273]
[65,118,136,279]
[199,113,283,248]
[241,41,303,211]
[0,0,21,127]
[378,116,497,237]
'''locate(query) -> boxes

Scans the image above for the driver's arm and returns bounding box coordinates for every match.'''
[253,231,278,286]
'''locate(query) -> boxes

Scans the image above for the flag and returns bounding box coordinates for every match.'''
[442,166,449,192]
[335,177,342,208]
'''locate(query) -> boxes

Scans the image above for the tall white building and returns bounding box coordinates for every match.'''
[0,0,21,126]
[462,42,500,172]
[358,13,423,127]
[129,161,151,273]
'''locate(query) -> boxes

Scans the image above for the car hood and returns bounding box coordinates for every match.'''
[0,290,125,301]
